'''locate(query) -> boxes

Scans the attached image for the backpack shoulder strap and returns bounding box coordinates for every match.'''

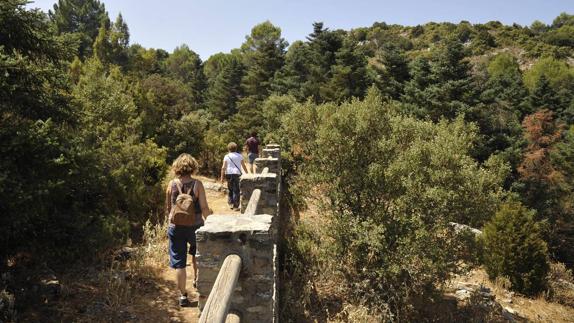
[186,180,194,195]
[174,179,183,194]
[190,180,198,199]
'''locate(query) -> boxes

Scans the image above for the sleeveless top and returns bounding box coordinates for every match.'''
[170,179,203,226]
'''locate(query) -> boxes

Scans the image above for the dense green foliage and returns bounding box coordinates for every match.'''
[0,0,158,263]
[2,0,574,317]
[0,1,166,264]
[281,90,507,318]
[482,202,550,295]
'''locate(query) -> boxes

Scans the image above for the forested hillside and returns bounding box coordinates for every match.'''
[2,0,574,321]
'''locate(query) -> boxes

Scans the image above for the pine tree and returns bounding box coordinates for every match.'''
[92,23,111,63]
[206,55,245,121]
[204,52,232,84]
[272,40,312,100]
[550,126,574,264]
[0,0,139,261]
[69,56,82,83]
[240,21,287,99]
[471,53,528,163]
[49,0,110,57]
[126,45,167,77]
[165,45,207,110]
[482,202,549,295]
[112,13,129,48]
[401,57,432,117]
[529,75,562,114]
[234,21,287,135]
[518,109,564,222]
[321,38,369,102]
[110,13,130,67]
[305,23,344,102]
[401,38,475,120]
[370,44,410,99]
[482,53,529,117]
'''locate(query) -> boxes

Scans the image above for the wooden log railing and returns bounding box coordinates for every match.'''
[243,189,261,216]
[199,254,242,323]
[225,311,241,323]
[198,187,263,323]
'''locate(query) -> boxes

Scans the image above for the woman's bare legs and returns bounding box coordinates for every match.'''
[176,268,186,295]
[191,255,198,287]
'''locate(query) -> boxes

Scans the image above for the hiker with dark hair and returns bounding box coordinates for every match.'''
[245,131,260,173]
[165,153,213,306]
[220,142,248,210]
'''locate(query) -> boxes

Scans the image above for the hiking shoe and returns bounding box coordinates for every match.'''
[179,295,190,307]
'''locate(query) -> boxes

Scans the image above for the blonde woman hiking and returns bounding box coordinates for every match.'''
[165,153,212,306]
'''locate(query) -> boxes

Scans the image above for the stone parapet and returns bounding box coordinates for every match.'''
[261,148,281,159]
[197,144,282,323]
[196,214,275,322]
[240,173,278,217]
[255,157,280,175]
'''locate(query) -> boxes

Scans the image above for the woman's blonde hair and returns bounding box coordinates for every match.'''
[227,142,238,152]
[171,153,199,177]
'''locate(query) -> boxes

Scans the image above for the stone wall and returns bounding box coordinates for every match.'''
[254,157,280,176]
[239,173,278,217]
[196,144,282,322]
[196,214,274,322]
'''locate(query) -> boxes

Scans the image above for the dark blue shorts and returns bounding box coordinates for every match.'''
[168,225,201,269]
[248,153,258,164]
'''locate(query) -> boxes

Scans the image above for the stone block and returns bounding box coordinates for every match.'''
[196,213,275,319]
[240,173,278,213]
[196,214,272,238]
[254,157,280,175]
[261,148,281,159]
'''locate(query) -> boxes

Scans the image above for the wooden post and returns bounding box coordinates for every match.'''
[225,311,241,323]
[244,189,261,216]
[199,254,242,323]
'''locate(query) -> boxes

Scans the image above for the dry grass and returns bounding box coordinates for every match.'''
[451,267,574,323]
[547,262,574,307]
[15,182,237,323]
[332,303,385,322]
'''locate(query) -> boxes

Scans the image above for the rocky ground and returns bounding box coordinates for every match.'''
[448,268,574,322]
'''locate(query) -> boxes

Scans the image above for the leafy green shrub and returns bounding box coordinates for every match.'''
[73,59,168,223]
[281,89,507,318]
[523,56,574,92]
[482,201,549,295]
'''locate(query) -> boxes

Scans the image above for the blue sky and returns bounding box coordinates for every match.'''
[28,0,574,60]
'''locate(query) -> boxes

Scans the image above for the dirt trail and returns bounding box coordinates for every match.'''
[154,181,239,323]
[17,180,239,323]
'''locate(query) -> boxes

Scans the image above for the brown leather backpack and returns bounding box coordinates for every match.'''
[170,179,197,226]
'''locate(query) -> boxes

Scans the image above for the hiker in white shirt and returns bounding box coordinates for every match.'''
[220,142,248,210]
